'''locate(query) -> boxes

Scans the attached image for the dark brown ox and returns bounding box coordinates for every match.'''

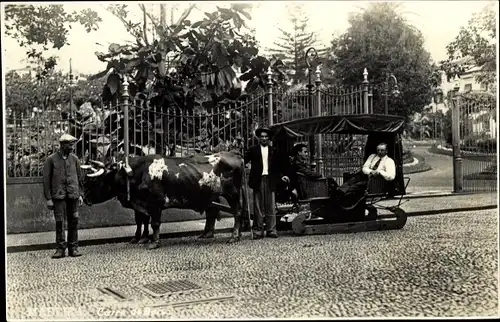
[81,152,245,249]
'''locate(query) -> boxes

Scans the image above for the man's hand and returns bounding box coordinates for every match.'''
[78,196,84,207]
[46,199,54,211]
[282,176,290,183]
[371,170,379,177]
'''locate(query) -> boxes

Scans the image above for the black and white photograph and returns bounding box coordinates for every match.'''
[2,1,498,319]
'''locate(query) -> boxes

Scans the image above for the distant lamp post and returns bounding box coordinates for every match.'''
[384,73,400,115]
[305,47,319,118]
[451,74,462,192]
[68,58,77,117]
[305,47,319,165]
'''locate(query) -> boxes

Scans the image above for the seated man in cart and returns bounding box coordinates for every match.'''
[336,142,396,208]
[289,143,322,197]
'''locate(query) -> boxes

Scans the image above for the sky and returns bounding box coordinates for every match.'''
[1,1,496,76]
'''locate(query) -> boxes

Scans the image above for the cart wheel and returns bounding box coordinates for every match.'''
[291,212,308,235]
[392,207,407,229]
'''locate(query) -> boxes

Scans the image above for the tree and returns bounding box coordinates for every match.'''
[3,4,101,65]
[82,3,287,154]
[440,3,496,91]
[5,66,106,117]
[268,4,324,83]
[327,2,435,119]
[93,3,286,106]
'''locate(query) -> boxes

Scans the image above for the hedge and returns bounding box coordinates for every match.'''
[403,153,431,174]
[428,145,497,162]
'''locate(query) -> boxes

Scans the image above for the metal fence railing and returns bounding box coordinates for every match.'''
[457,94,497,192]
[6,71,374,179]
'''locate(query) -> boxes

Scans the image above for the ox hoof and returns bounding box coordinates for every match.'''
[138,236,150,244]
[228,237,240,244]
[198,232,215,239]
[129,237,140,244]
[147,241,160,250]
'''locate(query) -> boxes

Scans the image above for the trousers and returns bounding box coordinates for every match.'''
[252,176,276,235]
[53,198,79,250]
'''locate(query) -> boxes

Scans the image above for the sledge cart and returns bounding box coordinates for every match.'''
[271,114,411,236]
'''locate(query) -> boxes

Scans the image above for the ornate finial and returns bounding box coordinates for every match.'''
[266,66,273,84]
[122,75,129,98]
[315,65,321,82]
[363,68,368,82]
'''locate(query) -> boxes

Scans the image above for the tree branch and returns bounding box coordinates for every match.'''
[144,9,163,37]
[174,4,196,31]
[138,4,149,46]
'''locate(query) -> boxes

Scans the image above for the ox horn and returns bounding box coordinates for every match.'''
[87,168,105,178]
[89,160,106,168]
[80,165,92,170]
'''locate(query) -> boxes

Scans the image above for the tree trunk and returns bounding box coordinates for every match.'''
[160,4,166,28]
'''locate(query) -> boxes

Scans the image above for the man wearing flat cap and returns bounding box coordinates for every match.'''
[43,133,84,258]
[244,127,289,239]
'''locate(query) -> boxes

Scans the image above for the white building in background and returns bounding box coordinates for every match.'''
[426,58,491,114]
[418,59,496,140]
[8,67,35,78]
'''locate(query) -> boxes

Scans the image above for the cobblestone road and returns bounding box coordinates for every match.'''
[7,209,498,319]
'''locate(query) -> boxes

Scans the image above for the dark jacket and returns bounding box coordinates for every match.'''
[293,159,322,178]
[244,144,285,192]
[290,158,322,191]
[43,151,84,200]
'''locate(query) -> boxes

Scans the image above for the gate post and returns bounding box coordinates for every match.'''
[315,66,324,176]
[451,87,463,193]
[122,76,131,201]
[266,67,274,126]
[362,68,369,114]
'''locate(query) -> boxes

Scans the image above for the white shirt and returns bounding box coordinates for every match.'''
[261,145,269,175]
[362,154,396,181]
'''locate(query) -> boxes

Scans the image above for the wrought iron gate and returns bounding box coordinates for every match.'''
[451,91,497,192]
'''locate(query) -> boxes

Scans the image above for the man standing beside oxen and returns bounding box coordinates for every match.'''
[245,127,289,239]
[43,134,85,259]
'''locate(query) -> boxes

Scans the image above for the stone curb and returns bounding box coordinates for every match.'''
[7,203,496,254]
[403,157,419,167]
[7,227,234,254]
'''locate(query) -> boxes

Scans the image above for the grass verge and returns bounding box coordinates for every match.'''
[403,154,432,174]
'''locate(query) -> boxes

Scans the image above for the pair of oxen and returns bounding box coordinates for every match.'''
[81,151,248,250]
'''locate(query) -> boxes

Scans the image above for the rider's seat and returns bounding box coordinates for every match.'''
[296,173,330,203]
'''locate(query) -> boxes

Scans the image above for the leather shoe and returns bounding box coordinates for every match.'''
[266,231,278,238]
[252,232,264,240]
[68,249,82,257]
[51,249,65,259]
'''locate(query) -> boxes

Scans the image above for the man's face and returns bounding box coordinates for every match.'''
[298,147,308,161]
[61,142,75,154]
[377,145,387,157]
[259,132,269,146]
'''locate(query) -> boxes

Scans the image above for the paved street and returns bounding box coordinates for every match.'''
[7,209,498,319]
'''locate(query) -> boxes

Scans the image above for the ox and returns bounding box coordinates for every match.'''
[81,152,246,249]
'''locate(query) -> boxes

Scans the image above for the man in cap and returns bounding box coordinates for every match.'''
[43,133,84,258]
[244,127,289,239]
